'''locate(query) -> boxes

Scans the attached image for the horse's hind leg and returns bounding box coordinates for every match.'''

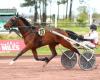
[60,40,80,55]
[43,44,57,67]
[48,44,57,62]
[31,44,57,67]
[32,49,49,62]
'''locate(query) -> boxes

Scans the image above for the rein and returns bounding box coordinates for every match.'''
[8,17,35,38]
[8,16,45,38]
[9,29,22,38]
[9,26,36,38]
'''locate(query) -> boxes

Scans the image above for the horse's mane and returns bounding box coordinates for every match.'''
[19,17,32,27]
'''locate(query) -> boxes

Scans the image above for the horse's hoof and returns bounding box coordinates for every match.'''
[41,67,45,72]
[41,62,48,72]
[94,65,98,69]
[43,57,49,63]
[43,62,48,68]
[9,60,15,65]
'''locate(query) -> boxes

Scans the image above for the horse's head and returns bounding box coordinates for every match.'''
[4,16,31,30]
[4,16,19,30]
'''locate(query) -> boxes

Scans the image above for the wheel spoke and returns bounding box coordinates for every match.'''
[79,51,96,70]
[61,50,77,69]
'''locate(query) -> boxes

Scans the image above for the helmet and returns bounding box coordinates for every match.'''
[90,24,97,30]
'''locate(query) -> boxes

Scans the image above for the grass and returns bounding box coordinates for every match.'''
[0,45,67,56]
[0,44,99,56]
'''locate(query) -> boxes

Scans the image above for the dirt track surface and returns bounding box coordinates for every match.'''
[0,56,100,80]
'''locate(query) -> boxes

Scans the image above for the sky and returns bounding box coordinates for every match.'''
[0,0,100,17]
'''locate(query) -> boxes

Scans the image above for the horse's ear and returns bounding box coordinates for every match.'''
[16,13,19,17]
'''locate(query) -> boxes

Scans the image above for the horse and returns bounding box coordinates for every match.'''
[4,16,80,66]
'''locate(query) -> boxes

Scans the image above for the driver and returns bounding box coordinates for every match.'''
[82,24,99,48]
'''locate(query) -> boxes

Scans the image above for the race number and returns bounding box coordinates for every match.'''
[38,28,45,36]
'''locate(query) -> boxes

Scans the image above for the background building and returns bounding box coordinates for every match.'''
[0,9,17,31]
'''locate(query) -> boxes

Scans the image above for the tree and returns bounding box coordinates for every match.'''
[65,0,68,18]
[42,0,47,26]
[92,12,100,24]
[21,0,38,23]
[21,0,48,26]
[69,0,73,20]
[59,0,73,20]
[60,0,68,18]
[77,6,88,27]
[92,12,100,19]
[57,1,61,19]
[57,0,68,19]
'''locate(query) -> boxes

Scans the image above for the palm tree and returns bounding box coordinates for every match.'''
[21,0,48,26]
[60,0,68,18]
[65,0,68,18]
[41,0,47,26]
[57,0,68,19]
[39,0,42,19]
[48,0,52,19]
[69,0,73,20]
[57,1,61,20]
[21,0,38,23]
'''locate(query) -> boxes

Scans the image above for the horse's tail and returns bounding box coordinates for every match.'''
[65,30,84,41]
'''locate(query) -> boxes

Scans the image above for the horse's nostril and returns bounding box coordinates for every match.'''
[4,25,9,30]
[4,25,6,28]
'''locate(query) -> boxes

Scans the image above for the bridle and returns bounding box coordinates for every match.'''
[9,17,18,28]
[8,17,23,38]
[8,17,36,38]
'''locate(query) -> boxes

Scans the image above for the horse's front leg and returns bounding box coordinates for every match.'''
[9,46,30,65]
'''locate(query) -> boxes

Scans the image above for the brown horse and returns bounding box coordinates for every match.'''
[4,16,80,66]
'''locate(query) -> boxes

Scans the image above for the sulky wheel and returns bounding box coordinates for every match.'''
[61,50,77,69]
[79,51,96,71]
